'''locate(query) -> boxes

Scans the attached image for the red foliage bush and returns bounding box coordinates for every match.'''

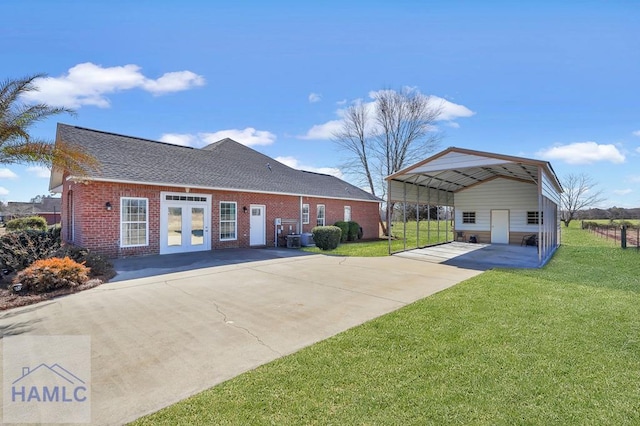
[13,257,90,293]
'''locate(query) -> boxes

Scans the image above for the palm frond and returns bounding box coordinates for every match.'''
[0,74,95,176]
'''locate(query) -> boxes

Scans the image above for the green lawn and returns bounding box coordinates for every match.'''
[301,220,453,256]
[132,224,640,425]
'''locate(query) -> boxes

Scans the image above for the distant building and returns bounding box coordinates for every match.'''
[5,197,62,225]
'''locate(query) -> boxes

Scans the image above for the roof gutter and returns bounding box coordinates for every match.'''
[65,176,382,204]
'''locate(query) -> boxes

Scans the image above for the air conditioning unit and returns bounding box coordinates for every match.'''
[300,232,315,247]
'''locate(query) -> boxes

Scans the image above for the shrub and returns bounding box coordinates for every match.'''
[312,226,342,250]
[0,229,62,274]
[13,257,90,293]
[6,216,48,232]
[347,221,361,241]
[334,221,349,242]
[53,245,114,279]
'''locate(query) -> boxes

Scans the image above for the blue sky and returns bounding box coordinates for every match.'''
[2,1,639,207]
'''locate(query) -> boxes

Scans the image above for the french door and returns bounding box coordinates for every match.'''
[160,193,211,254]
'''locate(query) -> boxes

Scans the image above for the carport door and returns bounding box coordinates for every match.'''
[491,210,509,244]
[249,205,266,246]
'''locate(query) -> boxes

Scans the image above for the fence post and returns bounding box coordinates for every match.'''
[621,225,627,249]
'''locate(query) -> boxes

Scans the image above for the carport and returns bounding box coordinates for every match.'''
[386,147,563,267]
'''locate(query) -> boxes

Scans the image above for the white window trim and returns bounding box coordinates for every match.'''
[317,204,326,226]
[120,197,149,248]
[219,201,237,241]
[302,204,310,225]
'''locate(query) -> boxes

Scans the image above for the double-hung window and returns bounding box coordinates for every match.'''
[344,206,351,222]
[317,204,326,226]
[302,204,310,224]
[220,202,237,240]
[121,197,148,247]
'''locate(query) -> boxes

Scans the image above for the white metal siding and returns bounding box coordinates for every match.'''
[541,169,561,204]
[454,178,539,232]
[411,152,509,173]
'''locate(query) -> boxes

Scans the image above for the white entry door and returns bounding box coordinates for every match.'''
[160,193,211,254]
[491,210,510,244]
[249,205,266,246]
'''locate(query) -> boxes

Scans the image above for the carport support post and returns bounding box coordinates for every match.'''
[414,181,420,248]
[387,180,392,255]
[403,180,407,252]
[416,181,420,248]
[537,167,543,265]
[437,182,441,243]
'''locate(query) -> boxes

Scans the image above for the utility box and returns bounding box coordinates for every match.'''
[301,232,315,247]
[286,234,301,249]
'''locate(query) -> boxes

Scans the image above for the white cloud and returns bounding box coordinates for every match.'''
[300,89,474,140]
[537,142,625,165]
[613,189,633,196]
[0,187,8,196]
[632,130,640,137]
[275,156,343,178]
[636,146,640,154]
[0,168,18,179]
[22,62,205,108]
[160,128,276,148]
[158,133,198,147]
[628,175,640,183]
[27,166,51,178]
[308,93,322,103]
[300,119,344,140]
[336,99,347,105]
[431,96,475,121]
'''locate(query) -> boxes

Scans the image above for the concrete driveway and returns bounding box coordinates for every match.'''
[0,253,481,425]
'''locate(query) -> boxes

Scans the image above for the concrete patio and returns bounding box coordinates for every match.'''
[394,241,542,269]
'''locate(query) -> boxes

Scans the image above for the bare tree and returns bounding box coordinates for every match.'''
[560,173,606,227]
[333,88,442,234]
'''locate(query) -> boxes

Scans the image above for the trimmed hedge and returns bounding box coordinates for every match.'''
[13,257,90,293]
[333,221,361,242]
[312,226,342,250]
[348,221,361,241]
[334,221,349,242]
[6,216,48,231]
[53,245,115,279]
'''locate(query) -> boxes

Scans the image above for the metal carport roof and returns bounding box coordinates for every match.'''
[386,146,562,203]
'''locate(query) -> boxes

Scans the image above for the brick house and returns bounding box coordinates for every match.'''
[49,124,381,257]
[4,197,62,225]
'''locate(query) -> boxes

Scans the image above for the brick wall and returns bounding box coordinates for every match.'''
[62,180,381,257]
[300,197,380,240]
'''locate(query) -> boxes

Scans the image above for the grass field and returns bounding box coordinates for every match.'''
[302,220,453,257]
[132,223,640,425]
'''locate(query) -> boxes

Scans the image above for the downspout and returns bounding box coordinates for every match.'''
[300,196,303,235]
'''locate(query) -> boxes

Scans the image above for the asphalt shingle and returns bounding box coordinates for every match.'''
[56,124,380,202]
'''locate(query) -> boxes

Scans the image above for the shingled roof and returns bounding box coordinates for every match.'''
[50,124,380,203]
